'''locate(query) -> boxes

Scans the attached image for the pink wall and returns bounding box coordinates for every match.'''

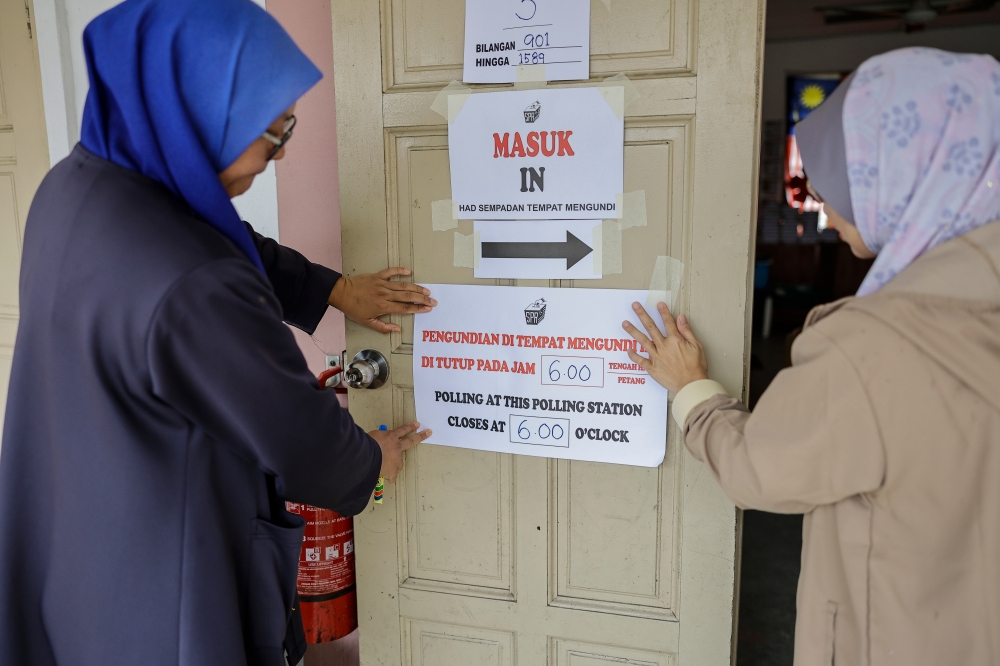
[269,0,345,376]
[268,8,361,664]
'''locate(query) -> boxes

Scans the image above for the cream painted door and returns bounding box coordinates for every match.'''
[332,1,763,664]
[0,0,48,435]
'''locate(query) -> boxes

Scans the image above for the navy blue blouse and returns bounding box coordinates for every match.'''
[0,145,380,666]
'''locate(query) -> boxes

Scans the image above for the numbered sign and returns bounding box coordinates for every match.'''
[413,284,669,467]
[509,414,570,447]
[463,0,591,83]
[540,355,603,386]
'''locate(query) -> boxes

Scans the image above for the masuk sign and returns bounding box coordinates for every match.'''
[448,87,624,220]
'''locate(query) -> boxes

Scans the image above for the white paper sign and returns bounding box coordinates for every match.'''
[449,87,623,220]
[413,285,668,467]
[463,0,591,83]
[475,220,601,279]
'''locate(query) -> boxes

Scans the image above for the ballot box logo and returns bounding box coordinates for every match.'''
[524,298,547,325]
[524,101,540,123]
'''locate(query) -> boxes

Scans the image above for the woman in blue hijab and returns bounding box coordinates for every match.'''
[0,1,431,664]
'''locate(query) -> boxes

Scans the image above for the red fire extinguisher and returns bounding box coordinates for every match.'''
[284,366,358,643]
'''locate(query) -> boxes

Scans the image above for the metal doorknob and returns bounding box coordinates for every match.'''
[343,350,389,389]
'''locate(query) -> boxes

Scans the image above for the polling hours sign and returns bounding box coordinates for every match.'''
[462,0,591,83]
[448,87,624,221]
[413,285,668,467]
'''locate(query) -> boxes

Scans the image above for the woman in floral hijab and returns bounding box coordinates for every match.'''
[626,48,1000,665]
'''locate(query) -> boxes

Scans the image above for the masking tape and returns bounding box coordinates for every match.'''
[646,255,684,311]
[597,73,640,118]
[448,93,473,123]
[599,220,623,274]
[431,200,459,231]
[615,190,647,229]
[592,222,603,276]
[603,73,641,108]
[454,231,474,268]
[431,80,472,122]
[598,86,625,120]
[514,64,547,90]
[453,231,481,268]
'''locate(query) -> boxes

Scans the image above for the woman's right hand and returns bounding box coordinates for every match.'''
[369,422,431,483]
[622,302,708,394]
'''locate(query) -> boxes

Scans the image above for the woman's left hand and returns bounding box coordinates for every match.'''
[622,302,708,394]
[329,267,437,334]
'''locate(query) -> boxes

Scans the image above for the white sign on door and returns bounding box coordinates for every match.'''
[413,284,668,467]
[463,0,591,83]
[475,220,601,279]
[449,87,624,220]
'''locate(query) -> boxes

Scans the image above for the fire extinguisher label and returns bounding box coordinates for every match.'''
[285,502,357,598]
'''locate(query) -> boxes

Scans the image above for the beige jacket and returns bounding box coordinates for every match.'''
[673,220,1000,666]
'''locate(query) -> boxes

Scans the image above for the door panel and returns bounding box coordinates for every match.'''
[384,0,466,90]
[0,0,49,434]
[551,637,674,666]
[385,128,503,357]
[401,445,515,599]
[384,0,695,91]
[590,0,691,75]
[551,451,679,621]
[402,619,514,666]
[0,173,21,314]
[333,0,763,663]
[598,118,689,290]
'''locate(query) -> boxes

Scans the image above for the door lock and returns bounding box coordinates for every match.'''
[343,350,389,389]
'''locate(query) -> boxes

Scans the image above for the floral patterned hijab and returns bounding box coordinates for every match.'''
[838,48,1000,296]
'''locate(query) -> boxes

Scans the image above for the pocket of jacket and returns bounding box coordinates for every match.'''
[247,516,305,649]
[824,601,838,666]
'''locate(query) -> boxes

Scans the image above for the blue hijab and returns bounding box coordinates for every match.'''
[80,0,322,272]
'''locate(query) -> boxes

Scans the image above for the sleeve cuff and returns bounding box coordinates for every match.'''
[290,265,340,335]
[337,435,383,516]
[672,379,729,430]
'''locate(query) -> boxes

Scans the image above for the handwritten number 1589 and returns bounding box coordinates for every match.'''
[515,0,537,21]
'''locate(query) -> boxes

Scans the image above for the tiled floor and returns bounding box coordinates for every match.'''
[302,629,359,666]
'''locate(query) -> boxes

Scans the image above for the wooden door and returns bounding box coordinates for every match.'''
[0,0,48,435]
[332,1,763,664]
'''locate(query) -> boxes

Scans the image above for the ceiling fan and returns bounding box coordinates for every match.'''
[816,0,998,32]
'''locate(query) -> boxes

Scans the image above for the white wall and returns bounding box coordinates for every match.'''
[763,23,1000,122]
[31,0,281,240]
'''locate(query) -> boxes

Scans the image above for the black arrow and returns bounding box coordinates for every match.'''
[481,231,594,269]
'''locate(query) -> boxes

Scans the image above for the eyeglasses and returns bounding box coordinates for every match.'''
[261,115,297,160]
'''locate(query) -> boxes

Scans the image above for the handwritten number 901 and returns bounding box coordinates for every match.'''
[524,33,549,48]
[515,0,537,21]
